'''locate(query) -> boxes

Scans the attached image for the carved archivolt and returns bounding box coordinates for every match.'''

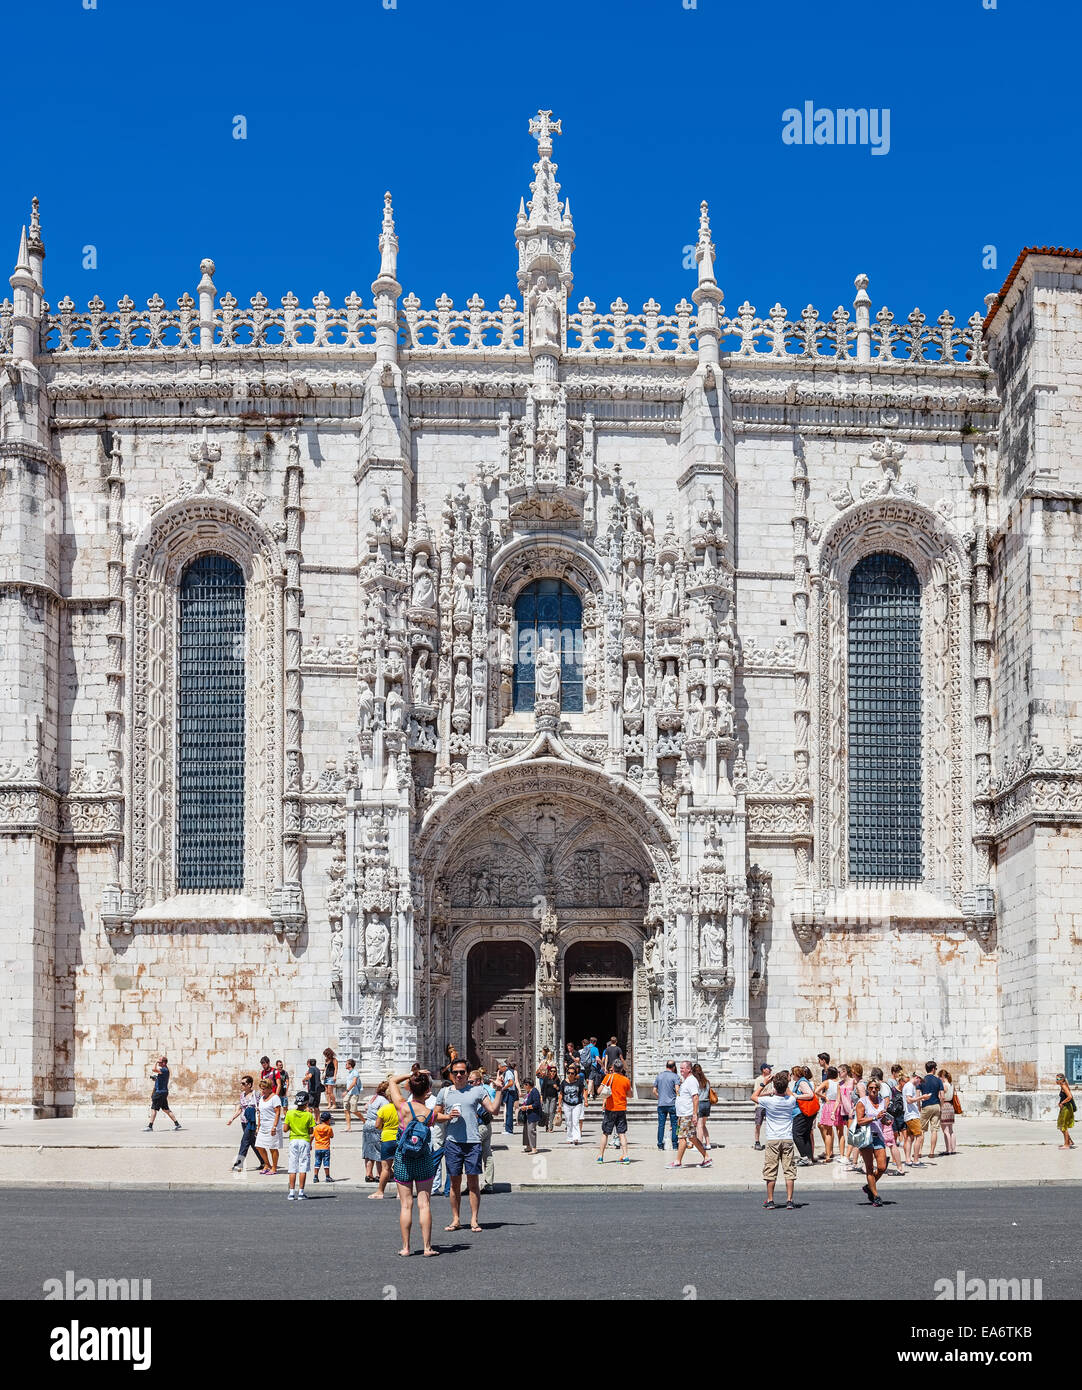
[810,497,970,900]
[128,498,285,906]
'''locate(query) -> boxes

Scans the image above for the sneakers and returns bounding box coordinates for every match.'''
[296,1190,308,1200]
[753,1141,764,1151]
[620,1156,631,1165]
[666,1162,683,1169]
[231,1160,243,1171]
[785,1200,796,1210]
[173,1123,182,1131]
[287,1190,296,1200]
[796,1157,813,1167]
[313,1175,319,1183]
[596,1155,604,1164]
[700,1159,713,1168]
[143,1125,153,1132]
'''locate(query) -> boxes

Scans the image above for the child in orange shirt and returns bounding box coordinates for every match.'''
[312,1110,334,1183]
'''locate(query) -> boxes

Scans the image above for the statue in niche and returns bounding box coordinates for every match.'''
[660,661,679,710]
[412,651,432,704]
[702,919,726,969]
[686,692,705,738]
[539,910,559,985]
[358,678,375,732]
[365,918,390,967]
[622,871,645,906]
[535,637,561,703]
[472,869,492,906]
[623,560,642,611]
[659,561,678,618]
[529,274,561,352]
[411,552,436,609]
[452,562,473,619]
[453,659,471,713]
[385,684,404,730]
[622,661,644,715]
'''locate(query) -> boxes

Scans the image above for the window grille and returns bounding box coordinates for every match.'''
[847,552,922,882]
[177,554,245,890]
[513,578,583,713]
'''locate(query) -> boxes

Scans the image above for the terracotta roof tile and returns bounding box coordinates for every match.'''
[984,246,1082,332]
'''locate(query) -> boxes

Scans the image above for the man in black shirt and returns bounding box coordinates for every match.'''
[917,1059,944,1160]
[145,1056,181,1131]
[603,1037,623,1069]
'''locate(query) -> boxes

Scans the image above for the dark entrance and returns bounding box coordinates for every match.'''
[563,941,633,1065]
[466,940,535,1074]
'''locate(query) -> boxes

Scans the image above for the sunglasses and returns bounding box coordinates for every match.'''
[451,1069,468,1076]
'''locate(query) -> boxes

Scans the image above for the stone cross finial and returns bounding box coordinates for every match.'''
[529,109,561,158]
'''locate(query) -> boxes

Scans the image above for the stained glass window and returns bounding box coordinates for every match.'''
[847,552,922,882]
[177,554,245,890]
[513,579,583,713]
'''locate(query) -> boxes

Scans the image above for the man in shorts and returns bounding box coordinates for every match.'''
[752,1062,772,1150]
[752,1068,797,1209]
[917,1059,944,1159]
[596,1057,633,1164]
[434,1060,504,1232]
[669,1060,710,1168]
[145,1056,181,1131]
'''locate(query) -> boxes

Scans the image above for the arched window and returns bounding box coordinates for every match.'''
[177,554,245,890]
[847,552,921,882]
[513,578,583,713]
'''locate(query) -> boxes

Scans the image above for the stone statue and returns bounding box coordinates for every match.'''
[702,919,726,969]
[622,661,644,715]
[385,684,404,730]
[539,915,559,985]
[473,869,491,906]
[452,562,473,619]
[660,661,679,710]
[534,636,561,703]
[365,918,390,967]
[411,552,436,609]
[659,561,678,618]
[529,274,561,352]
[452,659,471,713]
[623,560,642,611]
[686,692,705,738]
[358,678,375,732]
[412,651,432,704]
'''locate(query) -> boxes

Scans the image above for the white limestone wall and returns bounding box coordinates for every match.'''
[54,840,341,1113]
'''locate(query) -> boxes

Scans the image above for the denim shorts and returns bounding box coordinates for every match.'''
[313,1148,330,1168]
[444,1136,482,1176]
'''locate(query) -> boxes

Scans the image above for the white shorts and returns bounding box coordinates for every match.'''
[288,1139,311,1173]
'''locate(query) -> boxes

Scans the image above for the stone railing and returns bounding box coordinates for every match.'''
[5,288,986,367]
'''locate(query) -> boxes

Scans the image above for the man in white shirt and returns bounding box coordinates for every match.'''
[751,1069,797,1208]
[668,1060,710,1168]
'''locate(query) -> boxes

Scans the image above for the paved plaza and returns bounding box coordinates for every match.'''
[1,1111,1076,1193]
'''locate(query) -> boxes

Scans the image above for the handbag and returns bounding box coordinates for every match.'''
[951,1093,963,1116]
[708,1087,718,1105]
[849,1122,872,1148]
[596,1074,613,1101]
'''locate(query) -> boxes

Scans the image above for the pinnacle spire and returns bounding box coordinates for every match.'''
[28,196,43,257]
[524,108,566,229]
[695,201,716,288]
[14,225,30,276]
[377,190,399,283]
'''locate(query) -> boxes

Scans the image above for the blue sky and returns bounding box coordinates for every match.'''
[7,0,1074,328]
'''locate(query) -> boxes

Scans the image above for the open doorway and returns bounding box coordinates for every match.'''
[562,940,634,1068]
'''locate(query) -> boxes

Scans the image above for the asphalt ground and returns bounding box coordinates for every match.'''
[3,1182,1077,1302]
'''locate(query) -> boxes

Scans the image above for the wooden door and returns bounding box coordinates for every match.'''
[467,940,535,1074]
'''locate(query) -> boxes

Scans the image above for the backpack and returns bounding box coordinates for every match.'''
[397,1102,432,1160]
[887,1083,905,1126]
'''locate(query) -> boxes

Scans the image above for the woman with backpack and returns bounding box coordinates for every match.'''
[870,1066,907,1175]
[384,1070,440,1256]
